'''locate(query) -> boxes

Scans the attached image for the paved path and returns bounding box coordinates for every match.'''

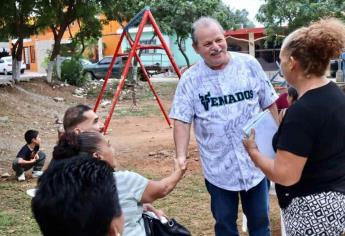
[150,76,178,83]
[0,71,47,84]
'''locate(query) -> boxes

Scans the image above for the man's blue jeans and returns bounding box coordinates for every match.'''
[205,178,270,236]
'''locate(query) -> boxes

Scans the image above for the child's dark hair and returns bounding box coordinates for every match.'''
[287,87,298,103]
[24,130,39,144]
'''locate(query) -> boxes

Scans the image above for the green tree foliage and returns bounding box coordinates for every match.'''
[101,0,151,27]
[151,0,252,67]
[257,0,345,43]
[214,3,254,30]
[0,1,43,82]
[102,0,252,67]
[35,0,103,61]
[35,0,112,82]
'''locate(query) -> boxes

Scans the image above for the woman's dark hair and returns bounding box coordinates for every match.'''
[53,131,104,161]
[287,87,298,103]
[32,156,122,236]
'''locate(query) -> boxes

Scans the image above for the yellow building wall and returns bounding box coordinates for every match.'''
[102,20,122,56]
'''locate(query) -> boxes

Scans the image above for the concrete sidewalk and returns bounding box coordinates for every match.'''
[21,71,47,77]
[150,76,178,83]
[18,71,47,81]
[0,71,47,83]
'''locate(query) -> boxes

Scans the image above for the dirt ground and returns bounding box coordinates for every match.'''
[0,78,282,235]
[0,78,200,175]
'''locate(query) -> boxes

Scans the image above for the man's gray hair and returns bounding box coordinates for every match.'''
[191,17,224,45]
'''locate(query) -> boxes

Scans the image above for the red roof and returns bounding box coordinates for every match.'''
[225,27,265,35]
[224,27,265,40]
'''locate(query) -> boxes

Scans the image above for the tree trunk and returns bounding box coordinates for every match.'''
[56,55,61,79]
[129,60,138,108]
[130,84,137,107]
[13,59,21,82]
[47,27,65,83]
[11,38,23,83]
[177,36,190,68]
[97,37,103,61]
[131,67,138,107]
[50,32,63,62]
[47,42,61,83]
[12,60,17,83]
[47,61,54,83]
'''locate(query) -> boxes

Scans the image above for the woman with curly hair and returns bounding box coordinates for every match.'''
[243,18,345,235]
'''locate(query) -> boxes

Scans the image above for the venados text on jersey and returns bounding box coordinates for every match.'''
[199,90,254,111]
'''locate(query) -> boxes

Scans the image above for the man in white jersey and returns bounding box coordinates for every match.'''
[170,17,278,236]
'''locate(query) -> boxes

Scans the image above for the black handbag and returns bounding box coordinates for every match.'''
[142,212,192,236]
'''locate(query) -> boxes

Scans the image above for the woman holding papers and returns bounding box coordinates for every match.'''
[243,18,345,235]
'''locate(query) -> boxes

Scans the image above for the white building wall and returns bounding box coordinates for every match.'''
[35,39,71,73]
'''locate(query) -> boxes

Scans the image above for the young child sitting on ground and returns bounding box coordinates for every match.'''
[12,129,46,181]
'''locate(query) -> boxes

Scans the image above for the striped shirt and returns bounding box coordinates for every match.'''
[114,171,149,236]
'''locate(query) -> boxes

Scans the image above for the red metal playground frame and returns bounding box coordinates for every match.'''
[94,7,182,134]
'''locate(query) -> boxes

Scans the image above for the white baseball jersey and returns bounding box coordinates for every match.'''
[170,52,278,191]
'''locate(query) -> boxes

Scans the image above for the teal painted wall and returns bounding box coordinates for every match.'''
[169,35,201,67]
[121,29,201,69]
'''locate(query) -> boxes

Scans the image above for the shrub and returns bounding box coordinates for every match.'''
[61,58,88,86]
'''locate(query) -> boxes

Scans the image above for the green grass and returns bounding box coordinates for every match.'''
[0,81,283,235]
[114,104,163,117]
[136,170,214,235]
[155,177,214,235]
[133,170,283,236]
[0,182,41,236]
[102,82,178,118]
[0,212,16,231]
[0,172,282,236]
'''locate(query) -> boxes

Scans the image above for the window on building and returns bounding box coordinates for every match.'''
[140,39,157,54]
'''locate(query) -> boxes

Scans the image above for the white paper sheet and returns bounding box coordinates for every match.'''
[243,110,278,159]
